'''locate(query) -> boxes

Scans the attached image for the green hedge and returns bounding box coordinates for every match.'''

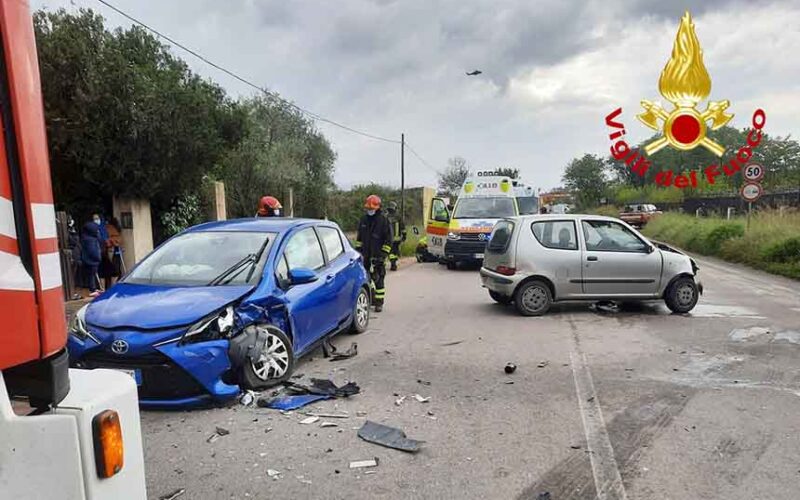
[642,211,800,279]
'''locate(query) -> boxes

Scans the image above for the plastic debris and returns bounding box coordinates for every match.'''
[441,339,464,346]
[240,390,256,406]
[358,420,424,453]
[159,489,186,500]
[215,426,230,436]
[537,361,549,368]
[349,458,379,469]
[412,394,430,403]
[300,416,320,425]
[504,381,515,385]
[417,379,431,386]
[592,301,619,314]
[537,493,552,500]
[206,427,229,443]
[285,378,361,398]
[320,421,338,428]
[258,394,331,410]
[504,363,517,374]
[356,411,368,417]
[305,411,350,419]
[267,469,281,478]
[394,395,406,406]
[328,340,359,361]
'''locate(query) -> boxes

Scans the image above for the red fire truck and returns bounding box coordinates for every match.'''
[0,1,145,498]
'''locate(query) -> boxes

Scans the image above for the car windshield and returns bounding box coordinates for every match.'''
[453,197,515,219]
[124,231,276,286]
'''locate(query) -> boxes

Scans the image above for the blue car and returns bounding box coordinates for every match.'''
[67,218,371,409]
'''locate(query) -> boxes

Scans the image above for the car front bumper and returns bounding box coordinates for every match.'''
[480,267,519,296]
[445,239,488,261]
[68,333,240,409]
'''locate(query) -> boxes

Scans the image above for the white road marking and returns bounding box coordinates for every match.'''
[568,320,628,500]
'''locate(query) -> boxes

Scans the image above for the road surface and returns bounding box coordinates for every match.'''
[141,256,800,499]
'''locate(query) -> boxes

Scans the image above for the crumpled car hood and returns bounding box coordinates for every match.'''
[86,282,252,329]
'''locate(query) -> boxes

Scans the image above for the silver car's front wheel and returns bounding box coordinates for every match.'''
[665,276,699,313]
[514,280,552,316]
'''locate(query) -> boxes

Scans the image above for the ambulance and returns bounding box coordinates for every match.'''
[426,171,538,269]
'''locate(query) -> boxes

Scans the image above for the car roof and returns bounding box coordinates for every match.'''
[185,217,334,234]
[512,214,622,223]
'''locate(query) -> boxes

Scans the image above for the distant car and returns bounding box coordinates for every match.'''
[480,215,701,316]
[619,203,661,228]
[68,218,370,408]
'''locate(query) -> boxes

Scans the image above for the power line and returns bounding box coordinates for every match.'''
[404,142,440,174]
[94,0,401,145]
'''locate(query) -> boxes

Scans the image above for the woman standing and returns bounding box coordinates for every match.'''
[80,220,103,297]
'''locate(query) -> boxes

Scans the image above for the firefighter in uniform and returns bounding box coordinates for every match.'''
[385,201,406,271]
[355,195,393,312]
[256,196,283,217]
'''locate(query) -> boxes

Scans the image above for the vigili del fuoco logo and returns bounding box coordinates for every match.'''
[604,11,766,189]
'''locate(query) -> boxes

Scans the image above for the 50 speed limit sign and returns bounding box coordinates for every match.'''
[743,163,765,182]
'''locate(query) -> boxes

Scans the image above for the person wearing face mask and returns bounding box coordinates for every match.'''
[256,196,283,217]
[355,195,393,312]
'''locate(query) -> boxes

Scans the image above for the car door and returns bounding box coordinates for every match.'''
[579,219,662,297]
[316,225,352,324]
[527,219,583,298]
[426,197,450,258]
[281,227,336,353]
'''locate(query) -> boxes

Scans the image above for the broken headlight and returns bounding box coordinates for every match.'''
[70,305,99,343]
[181,306,236,344]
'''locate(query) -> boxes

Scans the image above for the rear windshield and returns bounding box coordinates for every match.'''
[453,197,515,219]
[488,220,514,252]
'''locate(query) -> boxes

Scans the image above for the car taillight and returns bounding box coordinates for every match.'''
[93,410,124,478]
[495,265,516,276]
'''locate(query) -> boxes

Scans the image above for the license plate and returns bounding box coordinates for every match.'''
[115,369,142,386]
[474,253,484,259]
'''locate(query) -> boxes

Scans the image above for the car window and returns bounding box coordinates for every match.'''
[531,221,578,250]
[582,220,648,252]
[488,220,514,252]
[318,226,344,261]
[431,198,449,222]
[275,254,289,287]
[516,196,538,215]
[285,227,325,270]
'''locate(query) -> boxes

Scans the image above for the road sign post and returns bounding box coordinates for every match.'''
[741,163,764,231]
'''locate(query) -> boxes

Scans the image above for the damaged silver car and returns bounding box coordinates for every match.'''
[480,215,702,316]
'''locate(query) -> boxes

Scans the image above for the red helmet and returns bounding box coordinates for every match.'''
[364,194,381,210]
[257,196,283,217]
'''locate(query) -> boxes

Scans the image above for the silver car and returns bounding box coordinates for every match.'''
[480,215,702,316]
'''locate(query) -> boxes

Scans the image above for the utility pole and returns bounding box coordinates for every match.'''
[400,133,405,223]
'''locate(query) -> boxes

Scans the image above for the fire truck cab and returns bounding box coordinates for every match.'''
[0,2,146,498]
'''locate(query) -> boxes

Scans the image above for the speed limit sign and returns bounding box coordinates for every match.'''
[743,163,765,182]
[741,182,763,202]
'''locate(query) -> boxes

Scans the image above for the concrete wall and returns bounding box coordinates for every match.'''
[113,197,154,271]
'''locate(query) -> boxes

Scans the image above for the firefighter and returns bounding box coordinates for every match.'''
[256,196,283,217]
[385,201,406,271]
[355,194,393,312]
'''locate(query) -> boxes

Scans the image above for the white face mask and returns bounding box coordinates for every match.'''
[93,218,101,225]
[366,210,376,216]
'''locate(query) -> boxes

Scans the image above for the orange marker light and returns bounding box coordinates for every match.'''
[92,410,124,478]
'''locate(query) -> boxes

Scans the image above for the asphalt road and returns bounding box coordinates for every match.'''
[141,256,800,500]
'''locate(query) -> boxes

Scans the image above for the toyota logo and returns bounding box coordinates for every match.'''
[110,339,129,354]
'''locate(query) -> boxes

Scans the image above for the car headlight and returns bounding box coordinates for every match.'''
[181,306,236,344]
[447,231,461,240]
[70,305,98,343]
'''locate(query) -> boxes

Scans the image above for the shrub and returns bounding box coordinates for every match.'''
[761,237,800,263]
[704,223,745,253]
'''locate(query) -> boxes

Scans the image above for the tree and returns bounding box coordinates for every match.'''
[438,157,470,199]
[562,154,608,208]
[495,167,520,179]
[34,8,246,224]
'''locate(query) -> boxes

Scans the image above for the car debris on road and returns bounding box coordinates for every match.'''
[158,489,186,500]
[349,458,380,469]
[323,338,359,361]
[358,421,424,452]
[504,363,517,374]
[300,416,320,425]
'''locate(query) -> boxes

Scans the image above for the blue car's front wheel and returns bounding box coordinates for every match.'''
[241,324,295,390]
[348,287,370,334]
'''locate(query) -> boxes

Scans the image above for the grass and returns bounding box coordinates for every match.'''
[641,210,800,279]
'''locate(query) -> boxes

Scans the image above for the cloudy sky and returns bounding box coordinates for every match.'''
[31,0,800,191]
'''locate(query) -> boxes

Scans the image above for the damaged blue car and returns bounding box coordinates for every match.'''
[67,218,371,409]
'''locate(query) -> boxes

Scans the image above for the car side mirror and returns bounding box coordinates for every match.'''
[288,267,317,285]
[646,245,655,254]
[412,226,420,236]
